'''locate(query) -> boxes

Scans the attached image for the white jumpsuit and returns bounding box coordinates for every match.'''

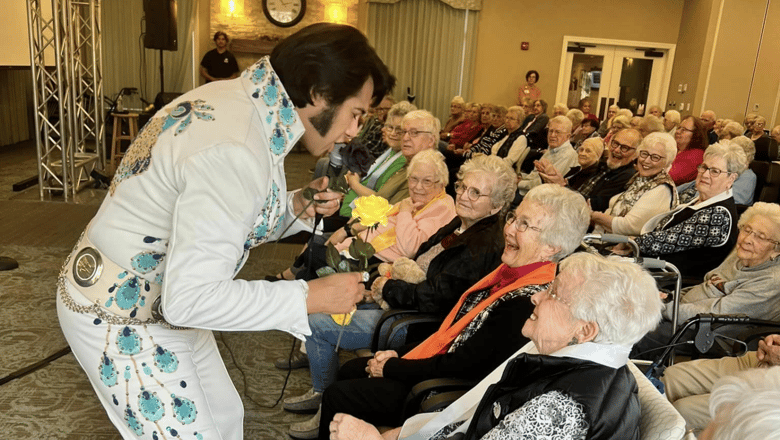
[57,57,313,440]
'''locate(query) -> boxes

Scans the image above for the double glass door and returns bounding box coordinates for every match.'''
[559,43,670,120]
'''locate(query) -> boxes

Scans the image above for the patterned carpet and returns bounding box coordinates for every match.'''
[0,142,349,439]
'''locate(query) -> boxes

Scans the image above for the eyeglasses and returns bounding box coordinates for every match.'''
[505,211,543,233]
[383,124,403,135]
[610,139,636,154]
[401,129,433,138]
[697,164,732,178]
[548,129,569,137]
[638,150,665,163]
[546,282,570,306]
[739,225,780,246]
[454,181,491,201]
[408,176,439,189]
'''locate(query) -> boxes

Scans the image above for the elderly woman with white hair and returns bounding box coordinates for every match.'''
[374,155,517,316]
[663,335,780,436]
[749,115,769,142]
[718,120,744,141]
[552,102,568,117]
[490,106,529,171]
[664,109,681,135]
[282,149,456,435]
[327,252,664,440]
[678,137,757,205]
[633,201,780,361]
[591,132,679,235]
[615,143,746,280]
[700,367,780,440]
[316,184,590,438]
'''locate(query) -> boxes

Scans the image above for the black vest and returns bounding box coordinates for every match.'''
[464,354,640,440]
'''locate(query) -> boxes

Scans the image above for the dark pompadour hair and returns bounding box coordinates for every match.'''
[270,23,396,109]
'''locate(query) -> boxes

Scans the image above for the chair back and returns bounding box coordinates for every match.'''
[749,160,780,204]
[628,361,687,440]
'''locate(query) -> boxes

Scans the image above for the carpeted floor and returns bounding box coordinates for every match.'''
[0,140,350,439]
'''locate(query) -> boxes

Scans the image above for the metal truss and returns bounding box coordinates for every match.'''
[27,0,104,202]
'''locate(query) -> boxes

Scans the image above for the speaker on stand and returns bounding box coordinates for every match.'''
[143,0,178,105]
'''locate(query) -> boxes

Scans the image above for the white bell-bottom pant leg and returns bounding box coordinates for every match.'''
[57,281,244,440]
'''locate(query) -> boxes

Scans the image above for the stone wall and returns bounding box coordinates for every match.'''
[210,0,360,69]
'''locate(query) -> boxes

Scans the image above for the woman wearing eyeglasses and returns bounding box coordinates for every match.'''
[340,101,416,218]
[624,143,747,280]
[591,132,679,235]
[283,149,457,438]
[285,157,513,438]
[315,184,590,438]
[669,115,709,185]
[373,155,516,320]
[490,106,529,171]
[632,201,780,362]
[339,101,417,219]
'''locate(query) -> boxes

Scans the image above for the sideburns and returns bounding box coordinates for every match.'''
[567,337,579,346]
[309,104,338,137]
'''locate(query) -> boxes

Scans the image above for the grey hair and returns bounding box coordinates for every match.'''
[755,115,767,125]
[507,105,526,123]
[580,137,605,158]
[560,253,663,346]
[457,155,517,211]
[729,135,755,162]
[407,148,449,187]
[639,132,678,168]
[524,184,589,261]
[640,115,665,135]
[566,109,585,127]
[720,121,745,140]
[610,115,631,130]
[665,110,681,124]
[549,115,573,134]
[704,142,748,175]
[707,367,780,440]
[387,100,417,119]
[737,202,780,250]
[616,108,634,119]
[553,103,569,114]
[451,96,465,105]
[402,109,441,141]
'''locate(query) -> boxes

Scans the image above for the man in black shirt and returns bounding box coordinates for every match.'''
[200,31,239,83]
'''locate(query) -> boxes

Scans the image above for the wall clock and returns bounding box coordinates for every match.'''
[262,0,306,28]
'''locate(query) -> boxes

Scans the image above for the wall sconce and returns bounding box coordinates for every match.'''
[222,0,244,17]
[325,1,348,24]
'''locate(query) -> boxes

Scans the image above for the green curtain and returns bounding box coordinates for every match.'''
[102,0,196,103]
[367,0,479,124]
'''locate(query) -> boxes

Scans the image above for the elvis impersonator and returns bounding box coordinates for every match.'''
[56,23,395,439]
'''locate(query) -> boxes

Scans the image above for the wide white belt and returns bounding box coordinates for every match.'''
[65,232,162,322]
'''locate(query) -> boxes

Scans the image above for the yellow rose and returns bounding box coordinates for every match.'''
[331,310,356,326]
[352,195,392,228]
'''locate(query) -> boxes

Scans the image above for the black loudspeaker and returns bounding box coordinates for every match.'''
[154,92,183,111]
[143,0,178,51]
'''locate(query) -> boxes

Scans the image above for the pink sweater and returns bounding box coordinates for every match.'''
[337,194,456,262]
[669,148,705,185]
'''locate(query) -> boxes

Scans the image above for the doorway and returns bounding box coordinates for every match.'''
[556,37,676,121]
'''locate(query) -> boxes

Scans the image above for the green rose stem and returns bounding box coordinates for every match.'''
[334,223,374,352]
